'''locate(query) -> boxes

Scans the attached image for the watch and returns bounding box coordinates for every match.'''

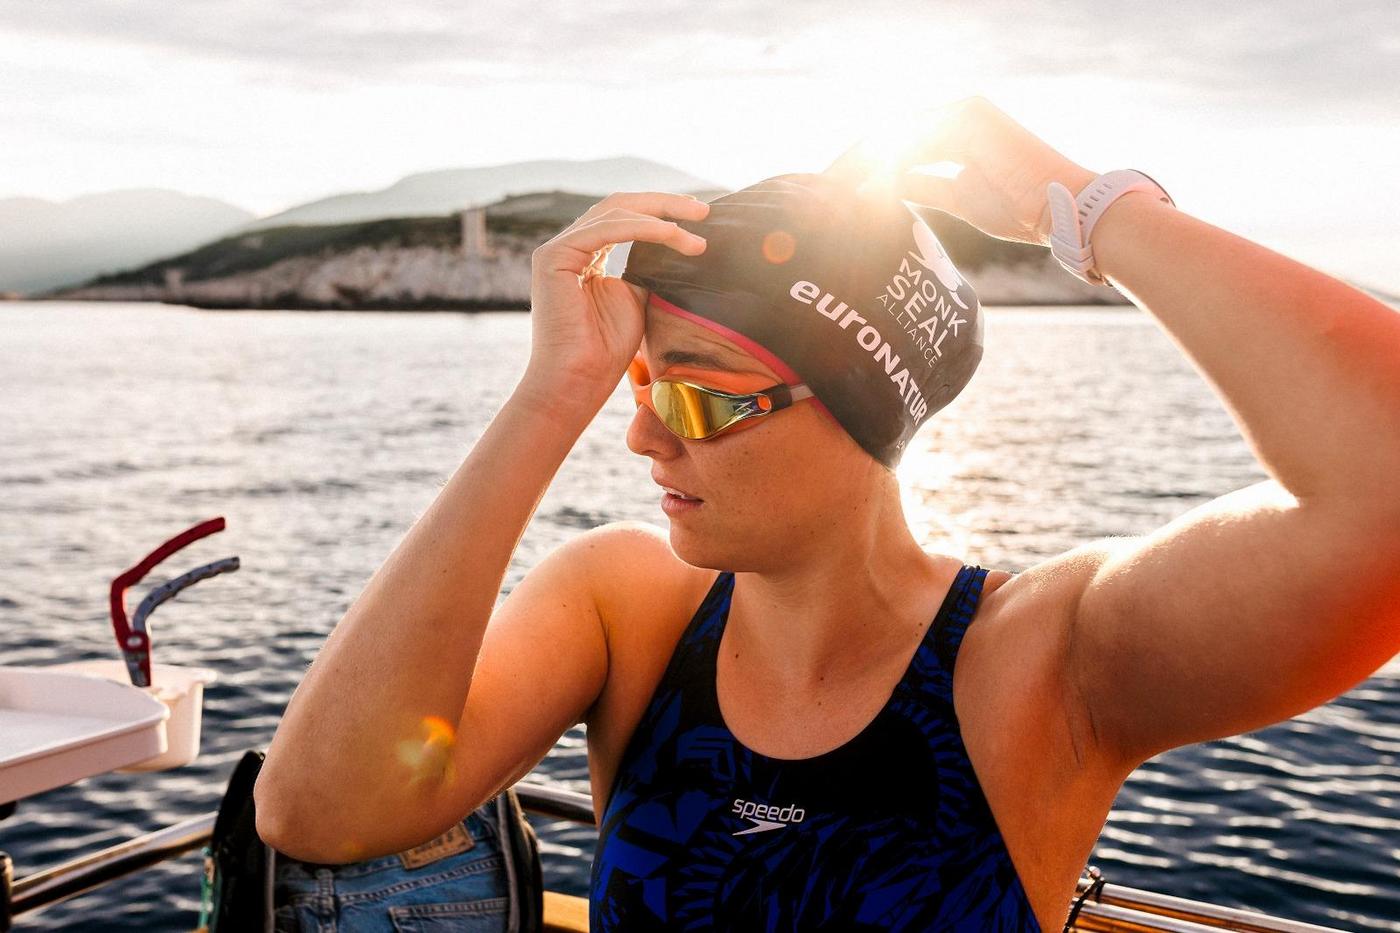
[1047,169,1175,286]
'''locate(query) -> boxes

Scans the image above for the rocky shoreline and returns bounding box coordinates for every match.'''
[36,193,1131,310]
[44,243,1129,310]
[50,240,537,311]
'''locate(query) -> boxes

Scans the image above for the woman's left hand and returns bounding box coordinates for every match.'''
[824,95,1097,248]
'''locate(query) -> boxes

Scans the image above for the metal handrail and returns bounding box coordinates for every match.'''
[515,781,596,824]
[10,813,215,917]
[1,781,1345,931]
[1066,876,1344,933]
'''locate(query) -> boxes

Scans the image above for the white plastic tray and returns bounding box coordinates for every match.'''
[51,659,217,772]
[0,665,170,804]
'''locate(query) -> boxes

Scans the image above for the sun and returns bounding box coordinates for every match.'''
[788,20,994,192]
[824,119,967,201]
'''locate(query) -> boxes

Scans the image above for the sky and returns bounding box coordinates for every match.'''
[3,0,1398,291]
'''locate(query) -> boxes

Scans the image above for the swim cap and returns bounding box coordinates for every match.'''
[621,172,983,469]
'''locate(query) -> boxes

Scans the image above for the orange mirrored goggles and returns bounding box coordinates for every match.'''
[627,352,816,441]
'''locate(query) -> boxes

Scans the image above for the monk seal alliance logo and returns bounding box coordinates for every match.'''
[786,220,973,425]
[731,797,807,836]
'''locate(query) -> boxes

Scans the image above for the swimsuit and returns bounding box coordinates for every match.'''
[590,564,1042,931]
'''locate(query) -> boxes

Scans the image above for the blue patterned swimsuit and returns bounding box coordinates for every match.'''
[590,564,1043,931]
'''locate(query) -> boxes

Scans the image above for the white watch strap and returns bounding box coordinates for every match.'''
[1048,169,1174,286]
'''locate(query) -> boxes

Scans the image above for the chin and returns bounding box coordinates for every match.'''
[666,523,727,571]
[666,516,785,574]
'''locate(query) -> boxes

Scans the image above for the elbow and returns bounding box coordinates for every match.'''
[253,768,337,863]
[251,769,296,855]
[253,761,411,865]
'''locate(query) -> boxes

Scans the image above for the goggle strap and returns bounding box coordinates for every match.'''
[761,383,792,410]
[754,382,812,410]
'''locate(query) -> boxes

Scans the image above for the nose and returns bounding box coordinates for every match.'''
[626,397,685,461]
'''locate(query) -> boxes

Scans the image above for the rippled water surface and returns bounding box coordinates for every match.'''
[2,301,1397,930]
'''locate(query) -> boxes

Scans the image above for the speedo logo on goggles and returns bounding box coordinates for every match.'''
[789,278,967,424]
[627,353,816,440]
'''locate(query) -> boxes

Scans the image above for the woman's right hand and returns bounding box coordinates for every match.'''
[824,96,1097,249]
[522,192,710,408]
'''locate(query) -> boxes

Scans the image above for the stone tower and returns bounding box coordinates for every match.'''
[459,206,494,258]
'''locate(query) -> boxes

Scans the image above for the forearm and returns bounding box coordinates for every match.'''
[257,373,601,834]
[1086,192,1400,515]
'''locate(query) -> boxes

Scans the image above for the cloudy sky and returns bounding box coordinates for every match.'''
[4,0,1398,291]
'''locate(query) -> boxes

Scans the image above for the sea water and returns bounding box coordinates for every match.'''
[1,301,1396,930]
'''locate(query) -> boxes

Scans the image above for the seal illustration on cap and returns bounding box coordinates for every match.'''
[910,221,970,310]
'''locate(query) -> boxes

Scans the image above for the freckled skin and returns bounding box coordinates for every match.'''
[627,303,903,577]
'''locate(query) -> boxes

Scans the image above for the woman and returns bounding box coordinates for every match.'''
[254,97,1400,931]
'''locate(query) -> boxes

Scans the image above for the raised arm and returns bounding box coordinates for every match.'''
[254,192,709,861]
[1054,178,1400,768]
[833,96,1400,771]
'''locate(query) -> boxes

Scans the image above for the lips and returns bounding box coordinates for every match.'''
[661,486,700,501]
[653,475,702,501]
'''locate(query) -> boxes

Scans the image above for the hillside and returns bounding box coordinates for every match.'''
[235,157,721,232]
[0,188,255,295]
[1,157,721,297]
[43,190,1131,309]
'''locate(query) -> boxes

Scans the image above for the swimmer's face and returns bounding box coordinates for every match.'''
[626,298,880,571]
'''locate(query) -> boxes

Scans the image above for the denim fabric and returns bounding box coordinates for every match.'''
[272,808,509,932]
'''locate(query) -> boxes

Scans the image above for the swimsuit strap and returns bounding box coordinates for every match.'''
[926,564,990,706]
[687,570,734,645]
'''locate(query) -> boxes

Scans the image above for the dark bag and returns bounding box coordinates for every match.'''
[199,749,543,933]
[200,749,273,932]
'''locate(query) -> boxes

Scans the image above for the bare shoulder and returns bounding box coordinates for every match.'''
[979,542,1118,615]
[952,544,1139,926]
[565,521,719,810]
[560,520,718,715]
[969,540,1135,777]
[564,520,716,638]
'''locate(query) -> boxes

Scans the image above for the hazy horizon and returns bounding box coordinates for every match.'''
[3,1,1397,291]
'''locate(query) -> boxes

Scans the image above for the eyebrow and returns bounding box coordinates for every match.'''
[658,348,742,371]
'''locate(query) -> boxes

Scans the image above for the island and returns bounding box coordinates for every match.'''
[39,189,1132,310]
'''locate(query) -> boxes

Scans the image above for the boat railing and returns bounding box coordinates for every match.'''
[0,781,1346,932]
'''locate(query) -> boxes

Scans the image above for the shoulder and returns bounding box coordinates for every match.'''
[563,520,719,649]
[981,567,1014,599]
[540,519,680,591]
[976,540,1122,628]
[963,542,1127,774]
[567,523,722,795]
[563,519,715,593]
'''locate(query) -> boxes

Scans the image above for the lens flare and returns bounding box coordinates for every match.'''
[830,122,965,201]
[852,124,920,178]
[396,714,458,786]
[761,229,796,264]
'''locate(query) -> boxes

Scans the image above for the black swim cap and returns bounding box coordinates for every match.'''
[622,172,983,469]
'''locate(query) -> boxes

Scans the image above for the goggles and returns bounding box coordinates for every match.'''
[627,352,815,441]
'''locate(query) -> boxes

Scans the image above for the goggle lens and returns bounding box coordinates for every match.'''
[627,353,810,440]
[652,380,767,438]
